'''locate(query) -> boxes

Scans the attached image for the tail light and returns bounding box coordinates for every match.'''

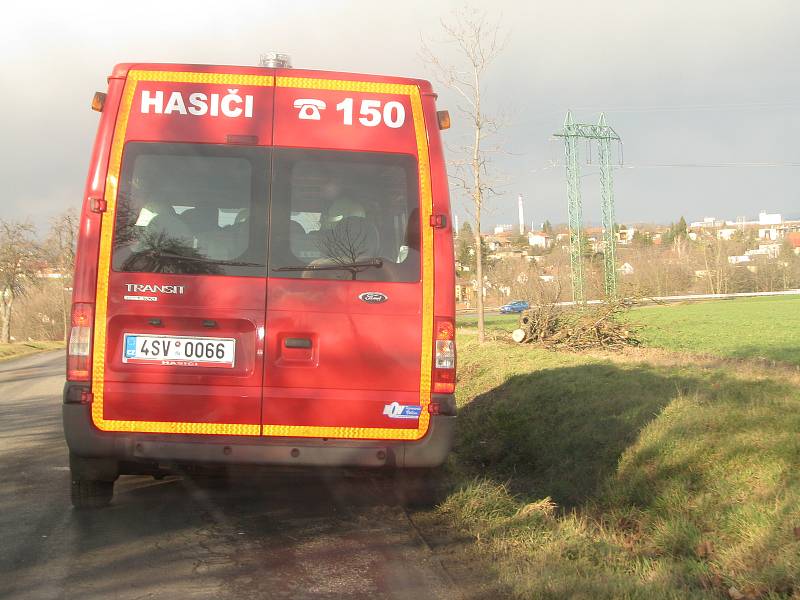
[432,318,456,394]
[67,303,94,381]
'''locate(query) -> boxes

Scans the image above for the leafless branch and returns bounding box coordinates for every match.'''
[420,5,507,342]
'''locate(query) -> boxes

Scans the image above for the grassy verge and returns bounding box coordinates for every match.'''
[0,341,65,361]
[436,333,799,599]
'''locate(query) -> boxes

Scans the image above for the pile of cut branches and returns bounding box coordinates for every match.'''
[511,299,641,350]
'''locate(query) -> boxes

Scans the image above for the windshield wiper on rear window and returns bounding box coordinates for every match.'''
[140,250,264,267]
[273,258,383,280]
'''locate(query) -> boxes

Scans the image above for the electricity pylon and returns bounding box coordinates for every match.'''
[554,112,621,302]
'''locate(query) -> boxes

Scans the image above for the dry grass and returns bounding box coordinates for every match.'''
[0,341,65,361]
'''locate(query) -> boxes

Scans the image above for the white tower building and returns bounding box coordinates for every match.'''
[518,194,525,235]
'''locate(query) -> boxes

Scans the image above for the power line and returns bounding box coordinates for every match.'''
[570,101,799,114]
[621,162,800,169]
[534,161,800,172]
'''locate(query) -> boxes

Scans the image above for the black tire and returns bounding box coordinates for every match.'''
[71,479,114,509]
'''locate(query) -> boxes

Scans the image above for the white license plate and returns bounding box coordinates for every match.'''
[123,334,236,368]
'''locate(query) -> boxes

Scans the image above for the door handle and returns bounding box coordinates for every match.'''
[202,320,217,328]
[284,337,312,349]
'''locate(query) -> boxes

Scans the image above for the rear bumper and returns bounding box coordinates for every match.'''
[63,393,455,470]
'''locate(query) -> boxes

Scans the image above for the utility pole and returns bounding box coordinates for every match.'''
[559,112,585,304]
[554,111,622,302]
[597,114,618,299]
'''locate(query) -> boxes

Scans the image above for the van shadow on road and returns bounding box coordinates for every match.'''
[8,468,457,600]
[81,471,415,595]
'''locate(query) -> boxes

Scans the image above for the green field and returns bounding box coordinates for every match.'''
[436,332,800,599]
[458,295,800,365]
[630,296,800,365]
[457,312,519,331]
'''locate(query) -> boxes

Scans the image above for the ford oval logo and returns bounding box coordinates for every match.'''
[359,292,388,304]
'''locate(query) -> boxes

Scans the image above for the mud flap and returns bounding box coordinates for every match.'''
[69,452,119,482]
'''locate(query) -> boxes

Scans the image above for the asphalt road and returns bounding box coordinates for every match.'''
[0,351,462,600]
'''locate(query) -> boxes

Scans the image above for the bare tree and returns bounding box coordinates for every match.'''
[701,237,734,295]
[0,221,40,343]
[45,209,78,341]
[422,7,506,343]
[317,219,380,280]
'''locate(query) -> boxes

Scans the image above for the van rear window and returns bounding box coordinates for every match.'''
[112,143,269,277]
[111,144,420,282]
[269,149,420,282]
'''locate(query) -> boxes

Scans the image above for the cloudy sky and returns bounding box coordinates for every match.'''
[2,0,799,232]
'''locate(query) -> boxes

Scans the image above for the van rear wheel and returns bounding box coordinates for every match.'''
[70,479,114,509]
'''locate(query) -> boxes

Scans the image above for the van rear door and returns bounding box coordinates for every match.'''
[92,69,274,434]
[264,72,435,441]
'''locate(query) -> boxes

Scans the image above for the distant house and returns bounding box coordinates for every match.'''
[718,228,737,241]
[618,262,634,275]
[787,232,800,255]
[492,248,527,260]
[758,211,782,226]
[728,255,750,265]
[690,217,725,229]
[527,232,552,249]
[616,227,636,244]
[746,243,781,259]
[758,227,779,241]
[485,231,517,252]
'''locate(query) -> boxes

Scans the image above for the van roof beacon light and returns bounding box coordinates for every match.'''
[259,52,292,68]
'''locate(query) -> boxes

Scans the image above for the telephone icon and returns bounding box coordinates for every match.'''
[293,99,326,120]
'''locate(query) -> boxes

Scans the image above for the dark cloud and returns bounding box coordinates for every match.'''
[2,0,798,231]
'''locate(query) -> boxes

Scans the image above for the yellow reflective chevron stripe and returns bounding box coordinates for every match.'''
[92,71,271,436]
[92,71,434,440]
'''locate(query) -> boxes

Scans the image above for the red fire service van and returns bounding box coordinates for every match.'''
[63,55,456,508]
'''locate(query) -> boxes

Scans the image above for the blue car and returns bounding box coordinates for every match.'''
[499,300,530,314]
